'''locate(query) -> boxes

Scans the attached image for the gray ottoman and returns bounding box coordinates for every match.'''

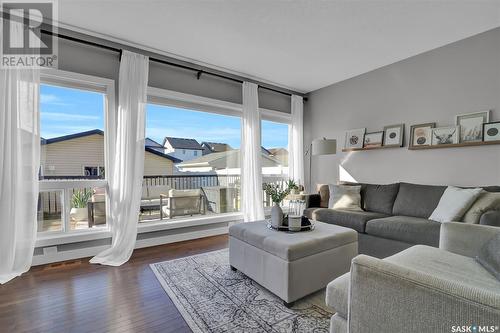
[229,220,358,307]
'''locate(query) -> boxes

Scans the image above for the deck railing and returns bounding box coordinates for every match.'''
[40,174,288,214]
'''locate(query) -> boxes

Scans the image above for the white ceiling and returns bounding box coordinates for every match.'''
[58,0,500,93]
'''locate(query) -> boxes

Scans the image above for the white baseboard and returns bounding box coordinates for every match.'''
[32,226,228,266]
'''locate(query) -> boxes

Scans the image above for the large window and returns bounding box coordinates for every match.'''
[261,119,290,208]
[139,102,242,222]
[37,71,114,234]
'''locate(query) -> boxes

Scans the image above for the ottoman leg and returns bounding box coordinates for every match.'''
[283,300,295,308]
[230,265,237,272]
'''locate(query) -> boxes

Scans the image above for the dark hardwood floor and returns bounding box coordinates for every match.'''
[0,235,229,333]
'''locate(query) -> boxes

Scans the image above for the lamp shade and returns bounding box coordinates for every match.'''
[312,138,337,156]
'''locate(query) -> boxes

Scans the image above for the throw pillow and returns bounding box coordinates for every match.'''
[462,192,500,224]
[317,184,330,208]
[363,183,400,215]
[328,184,363,211]
[475,233,500,281]
[429,186,483,222]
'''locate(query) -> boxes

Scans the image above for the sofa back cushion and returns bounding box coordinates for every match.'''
[392,183,446,218]
[362,183,400,215]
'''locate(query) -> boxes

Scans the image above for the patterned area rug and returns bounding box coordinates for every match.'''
[150,249,333,333]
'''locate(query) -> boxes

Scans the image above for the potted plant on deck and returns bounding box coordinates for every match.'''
[70,188,93,222]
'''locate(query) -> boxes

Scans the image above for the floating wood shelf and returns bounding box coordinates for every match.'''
[342,145,402,152]
[408,140,500,150]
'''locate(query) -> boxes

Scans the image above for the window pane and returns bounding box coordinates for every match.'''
[261,120,289,208]
[40,84,106,180]
[37,190,63,232]
[70,186,107,230]
[140,104,241,222]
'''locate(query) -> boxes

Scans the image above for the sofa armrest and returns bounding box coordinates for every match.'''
[305,193,321,208]
[348,254,500,333]
[439,222,500,258]
[480,210,500,227]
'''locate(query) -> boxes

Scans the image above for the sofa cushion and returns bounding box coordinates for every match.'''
[476,233,500,281]
[229,221,357,261]
[386,245,500,294]
[463,192,500,224]
[429,186,482,223]
[392,183,446,218]
[168,189,201,198]
[326,272,350,317]
[312,208,388,233]
[303,207,318,219]
[362,183,400,215]
[366,216,441,246]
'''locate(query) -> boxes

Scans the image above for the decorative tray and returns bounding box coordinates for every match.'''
[267,219,315,233]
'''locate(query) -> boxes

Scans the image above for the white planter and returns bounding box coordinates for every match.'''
[271,204,283,228]
[70,207,88,222]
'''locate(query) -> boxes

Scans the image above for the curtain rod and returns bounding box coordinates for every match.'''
[41,29,307,100]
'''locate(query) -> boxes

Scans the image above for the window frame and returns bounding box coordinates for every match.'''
[38,68,115,236]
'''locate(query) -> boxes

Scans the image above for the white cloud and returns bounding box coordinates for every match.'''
[40,94,71,106]
[41,111,100,121]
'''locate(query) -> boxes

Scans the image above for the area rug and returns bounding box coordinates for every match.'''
[150,249,333,333]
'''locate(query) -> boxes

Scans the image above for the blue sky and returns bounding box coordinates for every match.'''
[40,84,289,149]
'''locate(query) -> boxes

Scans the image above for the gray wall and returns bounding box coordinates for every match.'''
[304,27,500,188]
[57,38,291,113]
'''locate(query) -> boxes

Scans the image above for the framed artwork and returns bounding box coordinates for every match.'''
[344,128,366,149]
[409,122,435,148]
[431,126,459,145]
[363,131,384,148]
[455,111,490,143]
[383,124,404,147]
[483,121,500,142]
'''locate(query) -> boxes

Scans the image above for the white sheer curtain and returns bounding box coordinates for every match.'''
[240,82,265,222]
[0,68,40,284]
[90,51,149,266]
[288,95,304,187]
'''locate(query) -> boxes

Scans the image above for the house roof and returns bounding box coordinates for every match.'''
[163,137,203,150]
[145,137,164,148]
[201,141,232,155]
[177,149,282,170]
[42,130,181,163]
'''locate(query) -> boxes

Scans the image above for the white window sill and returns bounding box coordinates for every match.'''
[35,212,244,248]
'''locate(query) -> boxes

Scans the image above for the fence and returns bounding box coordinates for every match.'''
[40,174,288,214]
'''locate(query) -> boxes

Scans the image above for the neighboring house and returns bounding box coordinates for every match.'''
[145,138,166,154]
[268,148,288,166]
[177,149,287,176]
[163,137,204,162]
[41,129,180,178]
[201,142,232,155]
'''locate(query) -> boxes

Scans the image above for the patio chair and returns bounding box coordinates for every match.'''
[160,189,206,219]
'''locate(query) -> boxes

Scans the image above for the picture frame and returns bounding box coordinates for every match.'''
[431,126,460,145]
[383,124,404,147]
[344,128,366,149]
[363,131,384,148]
[409,122,435,148]
[483,121,500,142]
[455,110,490,143]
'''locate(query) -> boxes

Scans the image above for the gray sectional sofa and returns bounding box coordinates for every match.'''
[305,182,500,258]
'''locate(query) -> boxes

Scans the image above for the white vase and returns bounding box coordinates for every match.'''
[70,207,88,222]
[271,204,283,228]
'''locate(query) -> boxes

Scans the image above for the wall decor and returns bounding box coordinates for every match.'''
[409,122,435,148]
[344,128,366,149]
[383,124,404,147]
[483,121,500,142]
[363,131,384,148]
[456,110,490,143]
[432,126,459,145]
